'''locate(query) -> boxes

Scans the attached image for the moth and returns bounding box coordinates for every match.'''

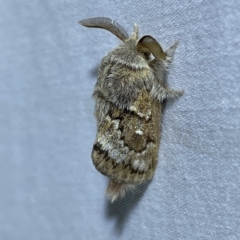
[79,17,183,202]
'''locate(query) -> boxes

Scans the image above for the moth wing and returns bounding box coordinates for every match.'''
[92,90,161,184]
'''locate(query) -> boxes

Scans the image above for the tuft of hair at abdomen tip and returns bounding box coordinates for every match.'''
[106,181,136,203]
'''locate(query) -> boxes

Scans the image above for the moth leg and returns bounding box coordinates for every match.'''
[162,41,183,100]
[164,41,179,68]
[150,41,183,101]
[132,23,139,39]
[162,87,183,100]
[151,85,183,102]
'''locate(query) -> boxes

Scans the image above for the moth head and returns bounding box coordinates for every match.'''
[79,17,129,41]
[137,35,166,61]
[79,18,166,62]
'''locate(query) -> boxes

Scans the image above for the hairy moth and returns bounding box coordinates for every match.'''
[79,17,183,202]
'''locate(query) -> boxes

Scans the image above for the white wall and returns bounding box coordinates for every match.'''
[0,1,240,239]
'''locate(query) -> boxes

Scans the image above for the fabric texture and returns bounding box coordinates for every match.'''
[0,1,239,239]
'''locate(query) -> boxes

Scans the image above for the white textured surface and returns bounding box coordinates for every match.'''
[0,1,240,240]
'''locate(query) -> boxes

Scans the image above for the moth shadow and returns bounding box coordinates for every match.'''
[162,95,182,115]
[90,65,99,78]
[105,181,150,235]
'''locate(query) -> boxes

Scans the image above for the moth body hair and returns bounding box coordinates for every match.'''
[106,181,136,203]
[79,17,183,202]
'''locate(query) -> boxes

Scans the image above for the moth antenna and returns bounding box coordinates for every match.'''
[137,35,167,60]
[79,17,129,41]
[106,181,135,203]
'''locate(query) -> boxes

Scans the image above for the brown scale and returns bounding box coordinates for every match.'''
[92,91,160,185]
